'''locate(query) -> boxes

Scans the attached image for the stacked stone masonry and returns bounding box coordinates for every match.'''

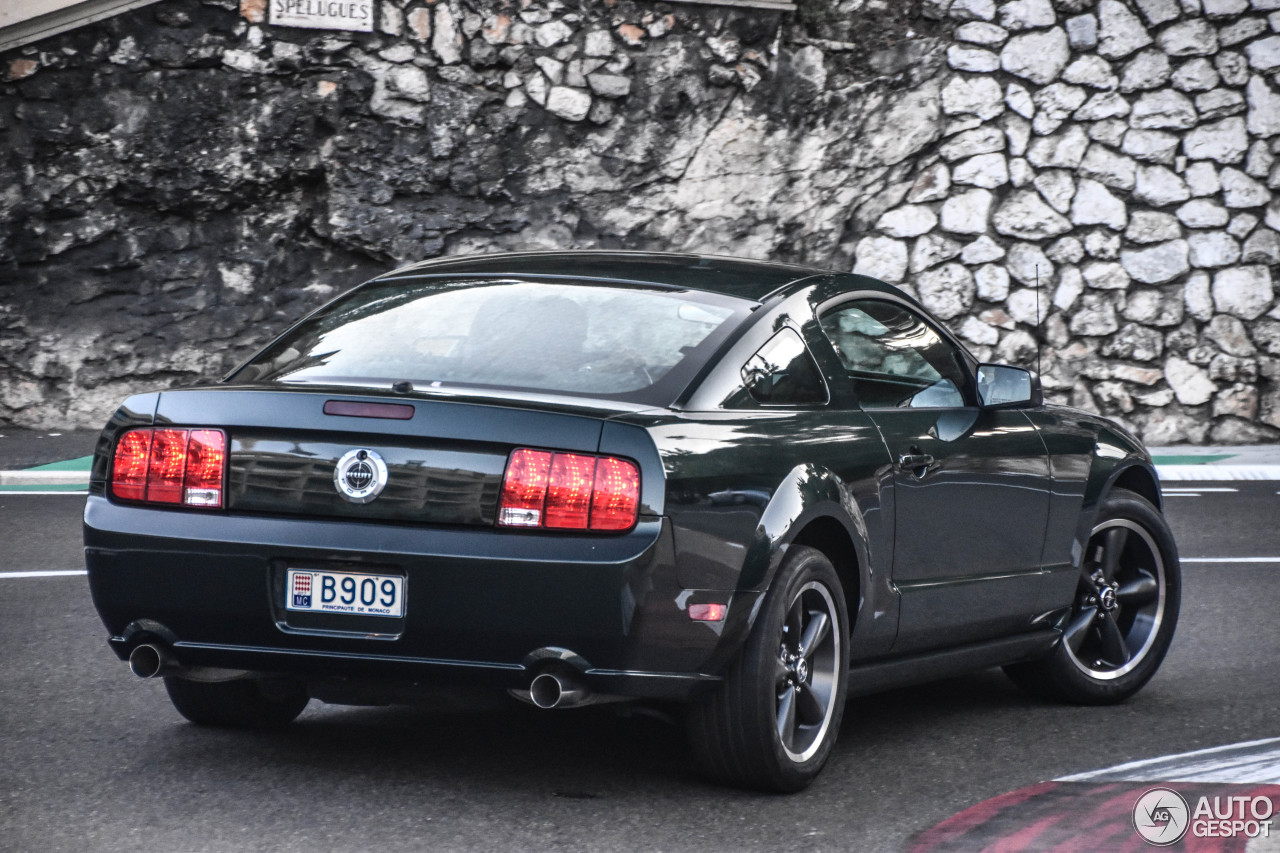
[1,0,1278,441]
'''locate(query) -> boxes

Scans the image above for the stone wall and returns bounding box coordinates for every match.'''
[1,0,1278,441]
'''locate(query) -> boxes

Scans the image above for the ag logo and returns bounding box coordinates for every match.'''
[333,449,388,504]
[1133,787,1190,846]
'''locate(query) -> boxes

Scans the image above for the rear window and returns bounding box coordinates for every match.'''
[231,278,754,403]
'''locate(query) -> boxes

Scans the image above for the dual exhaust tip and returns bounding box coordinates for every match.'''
[132,642,594,706]
[529,670,590,709]
[128,643,170,679]
[127,643,247,683]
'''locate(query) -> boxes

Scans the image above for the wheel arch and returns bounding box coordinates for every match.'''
[737,463,874,635]
[692,462,885,684]
[1073,458,1164,572]
[1110,463,1162,511]
[789,516,861,638]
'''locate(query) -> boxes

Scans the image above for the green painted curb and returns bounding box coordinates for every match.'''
[24,455,94,472]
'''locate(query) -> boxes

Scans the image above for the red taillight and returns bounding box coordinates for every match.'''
[184,429,226,507]
[110,429,152,501]
[589,456,640,531]
[109,427,226,509]
[497,448,553,527]
[146,429,189,504]
[497,448,640,532]
[545,453,597,529]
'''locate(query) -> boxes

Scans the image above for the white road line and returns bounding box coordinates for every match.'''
[0,570,88,579]
[0,490,88,495]
[1164,493,1201,497]
[1158,464,1280,481]
[0,471,89,485]
[1182,557,1280,563]
[1163,487,1238,493]
[1057,737,1280,784]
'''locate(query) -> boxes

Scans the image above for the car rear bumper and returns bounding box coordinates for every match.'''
[84,497,742,702]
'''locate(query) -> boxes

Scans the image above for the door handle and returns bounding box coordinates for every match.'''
[898,452,935,476]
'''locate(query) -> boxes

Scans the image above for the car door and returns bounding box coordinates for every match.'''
[816,297,1053,653]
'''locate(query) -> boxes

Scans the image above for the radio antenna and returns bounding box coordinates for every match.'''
[1035,264,1042,378]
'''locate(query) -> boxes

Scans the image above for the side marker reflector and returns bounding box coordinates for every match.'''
[688,603,727,622]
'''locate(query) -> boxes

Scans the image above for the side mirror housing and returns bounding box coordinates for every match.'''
[977,364,1043,408]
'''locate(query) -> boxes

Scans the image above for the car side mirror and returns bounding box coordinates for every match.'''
[977,364,1042,408]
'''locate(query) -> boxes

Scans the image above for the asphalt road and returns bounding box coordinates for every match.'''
[2,484,1278,853]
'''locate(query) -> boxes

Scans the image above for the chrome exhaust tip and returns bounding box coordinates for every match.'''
[529,671,589,709]
[126,643,250,682]
[128,643,169,679]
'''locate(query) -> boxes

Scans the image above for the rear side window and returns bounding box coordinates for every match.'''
[232,279,752,404]
[734,328,828,406]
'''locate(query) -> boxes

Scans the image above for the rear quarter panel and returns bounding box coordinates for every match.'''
[629,408,898,664]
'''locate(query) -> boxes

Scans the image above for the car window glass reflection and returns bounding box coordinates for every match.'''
[235,281,746,399]
[736,328,828,406]
[819,301,969,409]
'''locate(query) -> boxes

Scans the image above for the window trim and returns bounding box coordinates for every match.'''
[814,293,980,411]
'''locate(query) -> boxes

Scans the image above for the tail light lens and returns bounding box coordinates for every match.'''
[497,448,640,532]
[110,429,152,501]
[183,430,227,507]
[497,448,553,528]
[147,429,189,504]
[109,427,226,509]
[544,453,597,529]
[589,456,642,531]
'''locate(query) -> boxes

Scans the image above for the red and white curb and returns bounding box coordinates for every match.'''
[912,739,1280,852]
[1055,739,1280,786]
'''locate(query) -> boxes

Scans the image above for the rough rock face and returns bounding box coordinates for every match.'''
[1,0,1278,443]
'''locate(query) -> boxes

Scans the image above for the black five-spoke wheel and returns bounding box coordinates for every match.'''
[1062,519,1166,679]
[1005,487,1181,705]
[775,581,840,763]
[688,545,849,792]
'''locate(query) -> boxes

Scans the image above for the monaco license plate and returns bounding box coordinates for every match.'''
[286,569,404,618]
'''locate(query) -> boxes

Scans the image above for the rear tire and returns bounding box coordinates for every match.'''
[687,546,849,792]
[1005,487,1180,704]
[164,677,309,728]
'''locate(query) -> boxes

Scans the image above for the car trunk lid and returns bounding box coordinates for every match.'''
[149,386,643,526]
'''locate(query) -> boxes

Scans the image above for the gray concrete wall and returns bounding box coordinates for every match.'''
[1,0,1278,441]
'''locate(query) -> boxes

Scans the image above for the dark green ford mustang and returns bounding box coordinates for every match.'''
[85,251,1180,792]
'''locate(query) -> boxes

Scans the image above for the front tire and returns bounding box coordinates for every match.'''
[1005,487,1180,704]
[687,546,849,792]
[164,677,309,728]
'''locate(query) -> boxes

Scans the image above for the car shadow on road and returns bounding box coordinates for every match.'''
[150,697,701,798]
[131,668,1054,797]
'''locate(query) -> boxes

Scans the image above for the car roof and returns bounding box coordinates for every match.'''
[377,250,832,302]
